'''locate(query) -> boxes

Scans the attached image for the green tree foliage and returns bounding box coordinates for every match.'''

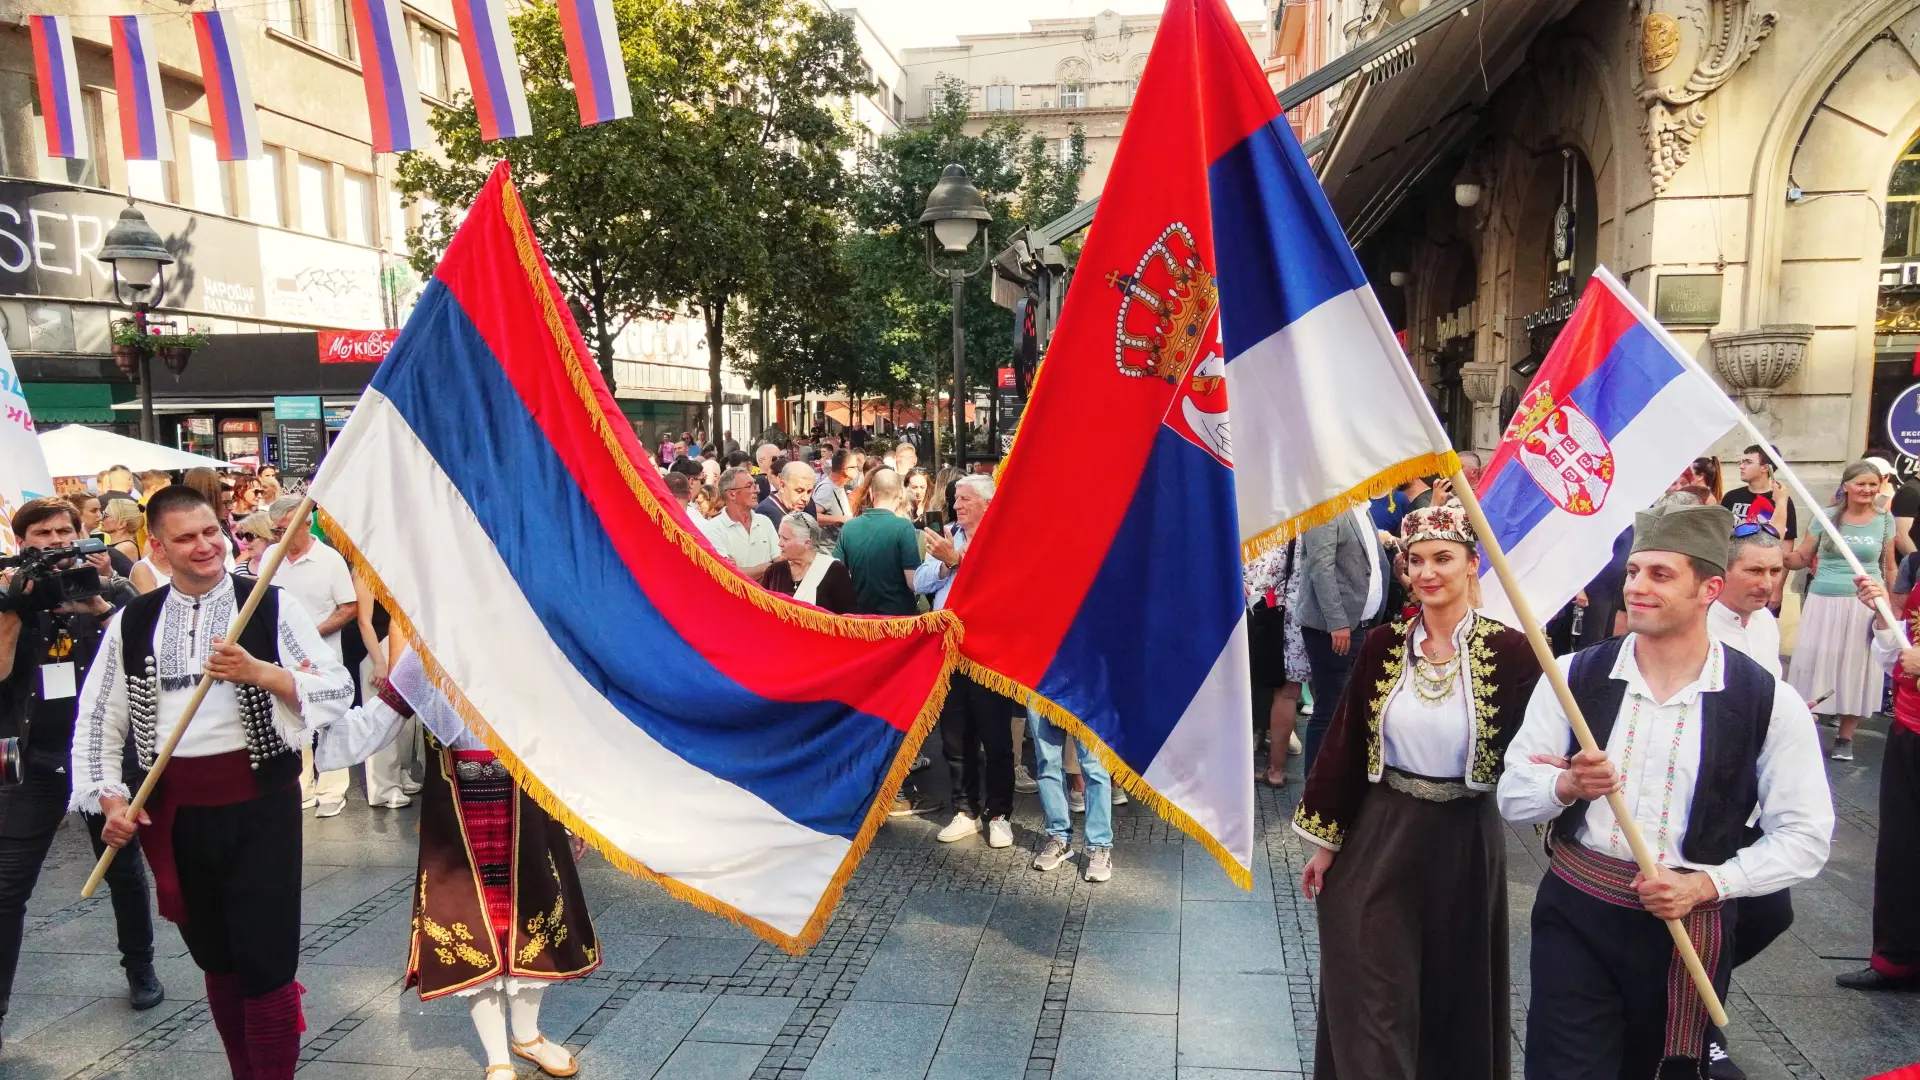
[394,0,867,432]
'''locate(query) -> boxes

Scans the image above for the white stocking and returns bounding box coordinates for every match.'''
[466,986,510,1067]
[509,984,573,1071]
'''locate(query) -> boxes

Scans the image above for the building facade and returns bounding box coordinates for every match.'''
[1310,0,1920,499]
[899,10,1266,201]
[0,0,929,464]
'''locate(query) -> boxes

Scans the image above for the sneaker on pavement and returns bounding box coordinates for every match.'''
[1068,788,1086,813]
[1032,835,1072,872]
[1288,731,1304,755]
[126,961,164,1011]
[889,795,924,817]
[1705,1038,1745,1080]
[1013,765,1039,793]
[987,816,1013,848]
[1111,786,1128,806]
[937,813,978,842]
[300,795,319,810]
[399,777,423,795]
[316,798,346,818]
[1835,966,1920,991]
[1830,738,1854,761]
[376,794,412,809]
[1084,846,1113,882]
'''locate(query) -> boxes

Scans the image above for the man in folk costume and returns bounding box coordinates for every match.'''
[1500,502,1833,1080]
[73,486,355,1080]
[1845,574,1920,993]
[318,642,598,1079]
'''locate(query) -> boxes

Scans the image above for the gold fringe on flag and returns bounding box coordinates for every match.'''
[323,508,960,955]
[1238,450,1460,564]
[954,657,1253,891]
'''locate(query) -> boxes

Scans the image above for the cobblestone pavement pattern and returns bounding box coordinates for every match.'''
[1,713,1916,1080]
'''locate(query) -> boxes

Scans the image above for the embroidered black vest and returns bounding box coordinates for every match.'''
[119,575,295,771]
[1555,635,1773,865]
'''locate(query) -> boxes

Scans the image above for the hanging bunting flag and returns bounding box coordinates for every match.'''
[27,16,87,160]
[110,15,174,161]
[450,0,532,140]
[349,0,428,152]
[192,10,262,161]
[557,0,631,126]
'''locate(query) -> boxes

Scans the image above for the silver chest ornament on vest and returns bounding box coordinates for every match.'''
[125,658,291,770]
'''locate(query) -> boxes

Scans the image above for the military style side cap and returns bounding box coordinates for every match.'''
[1630,502,1736,575]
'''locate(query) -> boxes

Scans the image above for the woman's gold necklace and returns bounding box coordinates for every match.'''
[1412,647,1460,703]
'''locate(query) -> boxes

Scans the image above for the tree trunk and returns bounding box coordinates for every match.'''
[586,266,615,389]
[703,297,726,451]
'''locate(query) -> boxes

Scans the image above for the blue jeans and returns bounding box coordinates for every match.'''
[1029,708,1112,849]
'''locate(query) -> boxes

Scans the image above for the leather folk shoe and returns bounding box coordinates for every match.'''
[127,962,165,1010]
[1835,966,1920,992]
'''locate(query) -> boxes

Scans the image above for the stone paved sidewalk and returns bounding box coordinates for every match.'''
[0,712,1915,1080]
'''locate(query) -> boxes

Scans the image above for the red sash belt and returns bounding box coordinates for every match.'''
[1550,840,1726,1063]
[140,749,284,924]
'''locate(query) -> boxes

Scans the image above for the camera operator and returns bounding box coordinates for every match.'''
[0,498,158,1046]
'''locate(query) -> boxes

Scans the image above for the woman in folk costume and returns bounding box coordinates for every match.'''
[318,645,598,1080]
[1292,503,1544,1079]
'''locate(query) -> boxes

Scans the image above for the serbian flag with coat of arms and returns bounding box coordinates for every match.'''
[1473,266,1744,628]
[947,0,1455,885]
[309,163,959,953]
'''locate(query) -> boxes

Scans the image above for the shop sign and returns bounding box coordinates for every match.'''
[1521,279,1577,333]
[1882,261,1920,289]
[324,406,353,430]
[1433,302,1475,346]
[273,395,323,421]
[1888,383,1920,460]
[183,417,214,435]
[318,328,399,364]
[0,180,263,318]
[219,419,260,433]
[259,231,383,329]
[1654,273,1723,325]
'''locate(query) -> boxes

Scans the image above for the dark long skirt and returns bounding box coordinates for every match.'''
[1874,723,1920,972]
[1314,780,1508,1080]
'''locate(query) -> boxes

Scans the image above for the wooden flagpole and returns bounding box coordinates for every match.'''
[1448,470,1730,1028]
[81,494,316,899]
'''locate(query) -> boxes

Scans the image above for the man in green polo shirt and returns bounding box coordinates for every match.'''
[836,469,921,616]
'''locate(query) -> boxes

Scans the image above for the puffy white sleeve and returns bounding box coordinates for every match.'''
[1704,683,1834,900]
[69,610,132,813]
[1497,656,1579,825]
[313,699,408,772]
[1873,620,1911,671]
[271,590,355,741]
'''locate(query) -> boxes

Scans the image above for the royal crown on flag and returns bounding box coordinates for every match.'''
[1502,382,1615,517]
[1106,223,1219,390]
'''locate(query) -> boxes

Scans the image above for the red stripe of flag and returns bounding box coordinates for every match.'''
[427,166,943,729]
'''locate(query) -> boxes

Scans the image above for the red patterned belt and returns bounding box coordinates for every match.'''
[1550,840,1725,1063]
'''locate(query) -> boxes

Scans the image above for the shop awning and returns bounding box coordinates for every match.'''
[23,381,133,424]
[1315,0,1580,245]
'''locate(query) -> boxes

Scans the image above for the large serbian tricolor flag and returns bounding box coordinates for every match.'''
[310,164,958,953]
[947,0,1454,885]
[1473,267,1742,627]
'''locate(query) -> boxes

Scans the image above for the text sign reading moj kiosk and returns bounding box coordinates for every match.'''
[1889,383,1920,461]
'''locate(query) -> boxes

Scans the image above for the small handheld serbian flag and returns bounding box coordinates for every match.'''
[947,0,1452,885]
[1472,266,1743,629]
[310,163,958,953]
[193,11,263,161]
[28,17,86,161]
[111,16,174,162]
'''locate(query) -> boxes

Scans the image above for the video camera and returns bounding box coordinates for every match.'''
[0,539,108,616]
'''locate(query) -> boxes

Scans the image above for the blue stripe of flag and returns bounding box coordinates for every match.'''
[374,281,901,839]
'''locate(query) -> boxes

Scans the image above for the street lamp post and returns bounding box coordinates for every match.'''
[919,165,992,470]
[98,205,176,444]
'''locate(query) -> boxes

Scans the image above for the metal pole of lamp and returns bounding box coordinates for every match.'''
[98,204,176,444]
[919,165,992,472]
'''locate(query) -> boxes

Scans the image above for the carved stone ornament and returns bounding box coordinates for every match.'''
[1460,362,1502,406]
[1709,324,1811,412]
[1639,0,1777,194]
[1642,12,1681,72]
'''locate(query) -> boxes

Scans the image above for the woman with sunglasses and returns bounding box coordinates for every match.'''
[1785,459,1898,760]
[234,512,276,577]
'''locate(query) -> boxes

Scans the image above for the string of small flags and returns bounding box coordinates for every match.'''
[27,3,630,162]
